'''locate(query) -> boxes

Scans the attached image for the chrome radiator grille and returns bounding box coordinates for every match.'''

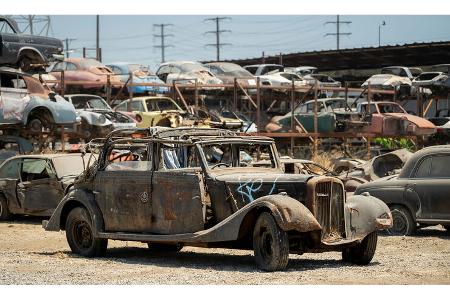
[315,181,345,239]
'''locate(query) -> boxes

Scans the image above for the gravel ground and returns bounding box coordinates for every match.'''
[0,217,449,284]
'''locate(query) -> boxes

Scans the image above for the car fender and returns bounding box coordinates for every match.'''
[17,46,46,63]
[199,195,322,243]
[77,110,113,127]
[43,188,104,234]
[23,95,77,125]
[345,194,393,240]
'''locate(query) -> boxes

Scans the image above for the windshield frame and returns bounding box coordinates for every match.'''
[195,139,281,172]
[71,96,111,110]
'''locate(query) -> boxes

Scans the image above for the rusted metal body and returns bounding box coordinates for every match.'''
[0,153,89,218]
[357,101,436,136]
[44,128,392,260]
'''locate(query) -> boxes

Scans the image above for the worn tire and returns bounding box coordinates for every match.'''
[0,195,12,221]
[65,207,107,257]
[342,231,378,265]
[387,205,416,236]
[147,243,183,252]
[18,56,32,72]
[253,212,289,271]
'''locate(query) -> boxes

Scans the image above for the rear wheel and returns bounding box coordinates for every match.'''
[253,212,289,271]
[65,207,107,257]
[388,205,416,236]
[342,231,378,265]
[0,195,12,221]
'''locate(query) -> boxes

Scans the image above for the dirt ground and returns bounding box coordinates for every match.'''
[0,216,449,284]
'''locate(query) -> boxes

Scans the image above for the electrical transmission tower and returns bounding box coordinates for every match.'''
[9,15,53,36]
[324,15,351,50]
[153,24,174,63]
[204,17,232,61]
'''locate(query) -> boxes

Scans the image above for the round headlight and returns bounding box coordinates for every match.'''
[97,114,106,125]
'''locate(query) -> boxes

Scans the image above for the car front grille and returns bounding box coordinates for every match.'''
[311,179,346,240]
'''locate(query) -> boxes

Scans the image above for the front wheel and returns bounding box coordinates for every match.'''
[342,231,378,265]
[65,207,107,257]
[0,195,12,221]
[387,205,416,236]
[253,212,289,271]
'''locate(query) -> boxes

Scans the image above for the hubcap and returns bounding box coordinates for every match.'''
[29,119,43,134]
[73,221,93,249]
[391,212,407,235]
[259,228,274,259]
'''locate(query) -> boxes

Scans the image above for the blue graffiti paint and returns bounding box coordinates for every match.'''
[236,176,280,202]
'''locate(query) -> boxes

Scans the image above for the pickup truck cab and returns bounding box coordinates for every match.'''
[0,16,63,71]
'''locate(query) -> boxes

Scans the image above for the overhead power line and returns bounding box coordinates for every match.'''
[204,17,232,61]
[324,15,352,50]
[153,23,174,63]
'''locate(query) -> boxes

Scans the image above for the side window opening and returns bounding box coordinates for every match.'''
[415,156,431,178]
[21,159,56,182]
[0,159,21,179]
[160,144,199,170]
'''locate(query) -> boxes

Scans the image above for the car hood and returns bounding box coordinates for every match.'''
[210,170,312,201]
[362,74,411,87]
[385,113,436,128]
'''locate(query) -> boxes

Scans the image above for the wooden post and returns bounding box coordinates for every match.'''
[313,79,319,156]
[172,81,176,102]
[60,70,65,97]
[60,125,65,152]
[290,79,295,156]
[106,74,111,104]
[256,77,261,133]
[82,47,86,58]
[233,78,238,112]
[127,72,133,112]
[344,82,348,103]
[417,87,423,118]
[194,79,199,109]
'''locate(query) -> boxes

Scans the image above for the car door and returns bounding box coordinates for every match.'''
[0,72,30,125]
[150,143,205,234]
[16,158,64,215]
[408,154,450,221]
[0,158,22,213]
[94,145,154,232]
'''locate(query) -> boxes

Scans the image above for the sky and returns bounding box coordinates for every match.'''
[10,15,450,71]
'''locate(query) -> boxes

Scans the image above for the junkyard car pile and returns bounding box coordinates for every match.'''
[1,14,450,273]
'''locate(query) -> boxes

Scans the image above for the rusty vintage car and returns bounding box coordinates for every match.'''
[357,101,436,136]
[49,58,123,93]
[0,153,90,220]
[43,127,392,271]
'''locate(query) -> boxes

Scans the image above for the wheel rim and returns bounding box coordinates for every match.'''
[0,200,3,217]
[259,227,274,260]
[29,119,43,133]
[73,220,93,249]
[390,211,407,235]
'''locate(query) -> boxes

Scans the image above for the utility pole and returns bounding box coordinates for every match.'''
[153,24,174,63]
[324,15,351,50]
[378,21,386,47]
[204,17,232,61]
[65,38,77,58]
[96,15,100,61]
[27,15,34,35]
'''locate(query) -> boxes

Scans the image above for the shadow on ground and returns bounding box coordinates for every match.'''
[36,245,381,273]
